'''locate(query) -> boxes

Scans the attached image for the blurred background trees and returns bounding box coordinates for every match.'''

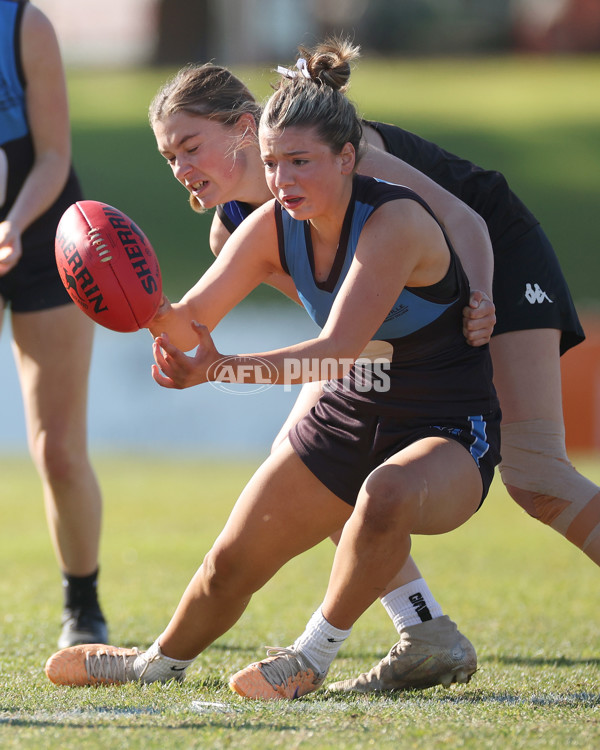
[34,0,600,68]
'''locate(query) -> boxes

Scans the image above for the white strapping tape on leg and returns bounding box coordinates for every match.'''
[499,419,600,551]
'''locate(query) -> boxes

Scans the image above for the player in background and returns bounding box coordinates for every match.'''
[0,0,107,647]
[44,41,501,698]
[141,40,595,694]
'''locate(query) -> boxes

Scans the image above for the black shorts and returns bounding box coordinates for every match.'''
[0,234,72,312]
[0,167,81,313]
[289,388,501,508]
[492,225,585,355]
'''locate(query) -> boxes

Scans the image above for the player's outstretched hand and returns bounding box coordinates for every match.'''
[463,290,496,347]
[151,321,219,389]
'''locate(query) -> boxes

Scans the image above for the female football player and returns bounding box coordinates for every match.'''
[0,0,108,648]
[45,38,500,699]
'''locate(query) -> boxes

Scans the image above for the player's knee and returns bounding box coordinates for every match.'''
[358,465,419,534]
[201,546,243,596]
[503,482,564,525]
[500,419,600,551]
[28,429,82,484]
[202,543,266,598]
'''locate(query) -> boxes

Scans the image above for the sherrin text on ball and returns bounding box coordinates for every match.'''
[55,200,162,332]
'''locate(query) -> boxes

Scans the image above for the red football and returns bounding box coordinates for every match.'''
[55,200,162,332]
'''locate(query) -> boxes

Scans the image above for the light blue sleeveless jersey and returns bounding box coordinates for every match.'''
[276,176,456,342]
[0,0,28,147]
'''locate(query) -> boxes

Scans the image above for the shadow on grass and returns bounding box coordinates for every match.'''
[0,705,292,731]
[310,688,600,708]
[435,689,600,707]
[0,716,285,732]
[484,654,600,667]
[338,649,600,667]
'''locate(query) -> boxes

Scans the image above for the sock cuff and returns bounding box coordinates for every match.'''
[295,608,352,653]
[292,608,351,676]
[316,608,353,640]
[62,569,99,586]
[133,638,195,682]
[61,569,100,608]
[154,639,195,667]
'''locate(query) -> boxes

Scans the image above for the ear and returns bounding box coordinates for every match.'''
[234,112,258,148]
[339,142,356,175]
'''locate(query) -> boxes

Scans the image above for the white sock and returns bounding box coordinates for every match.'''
[133,638,195,683]
[380,578,444,633]
[292,607,352,675]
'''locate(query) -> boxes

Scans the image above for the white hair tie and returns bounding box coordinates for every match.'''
[276,57,312,80]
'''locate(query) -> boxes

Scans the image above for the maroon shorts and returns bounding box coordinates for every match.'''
[289,387,501,508]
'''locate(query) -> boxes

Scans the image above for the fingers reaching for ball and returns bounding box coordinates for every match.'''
[152,320,220,389]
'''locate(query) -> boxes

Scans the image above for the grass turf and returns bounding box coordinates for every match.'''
[0,453,598,748]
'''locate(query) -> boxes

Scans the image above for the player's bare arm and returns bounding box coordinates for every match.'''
[210,211,301,304]
[12,5,71,235]
[149,201,282,351]
[359,140,495,345]
[359,135,493,296]
[152,200,442,390]
[0,5,71,276]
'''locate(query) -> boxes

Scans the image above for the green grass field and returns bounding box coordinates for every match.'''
[64,56,600,306]
[0,454,598,749]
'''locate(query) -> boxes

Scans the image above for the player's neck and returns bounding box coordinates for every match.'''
[238,149,274,209]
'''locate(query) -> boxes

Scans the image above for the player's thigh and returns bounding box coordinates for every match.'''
[214,438,352,585]
[372,437,483,536]
[11,303,94,432]
[490,328,563,424]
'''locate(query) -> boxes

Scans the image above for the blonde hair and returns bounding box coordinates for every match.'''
[149,62,261,129]
[261,37,364,159]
